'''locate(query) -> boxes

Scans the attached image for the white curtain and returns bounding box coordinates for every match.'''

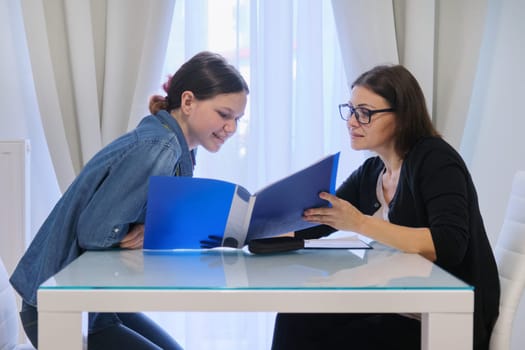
[20,0,176,192]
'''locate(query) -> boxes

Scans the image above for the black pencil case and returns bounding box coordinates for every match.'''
[247,236,304,254]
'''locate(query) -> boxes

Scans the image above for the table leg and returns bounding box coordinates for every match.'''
[421,312,473,350]
[38,310,84,350]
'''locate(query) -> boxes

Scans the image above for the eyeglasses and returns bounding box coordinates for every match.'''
[338,103,395,124]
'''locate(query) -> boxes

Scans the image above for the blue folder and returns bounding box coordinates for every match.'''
[144,152,340,250]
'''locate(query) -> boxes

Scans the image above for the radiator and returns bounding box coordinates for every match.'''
[0,140,30,275]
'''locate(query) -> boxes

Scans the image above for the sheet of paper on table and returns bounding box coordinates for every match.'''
[304,231,373,249]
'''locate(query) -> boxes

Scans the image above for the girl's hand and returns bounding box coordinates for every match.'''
[120,224,145,249]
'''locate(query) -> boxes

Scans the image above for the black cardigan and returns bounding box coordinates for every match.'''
[296,136,500,350]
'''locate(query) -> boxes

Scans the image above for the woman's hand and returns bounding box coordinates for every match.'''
[305,192,437,261]
[120,224,145,249]
[303,192,365,232]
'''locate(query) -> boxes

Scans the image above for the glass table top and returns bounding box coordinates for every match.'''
[40,244,472,291]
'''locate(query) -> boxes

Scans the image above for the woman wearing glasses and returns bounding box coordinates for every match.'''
[272,65,499,350]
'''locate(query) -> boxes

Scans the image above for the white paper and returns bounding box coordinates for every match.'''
[304,235,371,249]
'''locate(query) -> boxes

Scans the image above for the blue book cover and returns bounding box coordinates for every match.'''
[143,152,340,250]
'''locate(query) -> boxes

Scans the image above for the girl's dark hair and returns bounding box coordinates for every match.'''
[351,64,439,157]
[150,51,249,114]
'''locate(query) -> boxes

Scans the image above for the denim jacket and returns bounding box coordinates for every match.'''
[10,110,194,311]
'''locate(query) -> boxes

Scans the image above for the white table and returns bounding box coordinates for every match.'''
[38,245,473,349]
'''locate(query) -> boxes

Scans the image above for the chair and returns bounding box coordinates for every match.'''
[490,171,525,350]
[0,256,35,350]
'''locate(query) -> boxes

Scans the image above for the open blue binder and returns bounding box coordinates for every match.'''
[143,152,340,250]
